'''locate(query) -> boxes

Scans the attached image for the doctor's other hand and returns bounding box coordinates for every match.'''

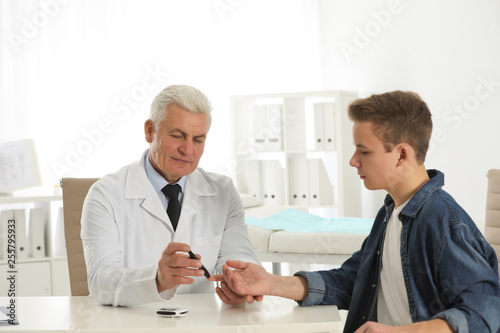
[156,242,205,293]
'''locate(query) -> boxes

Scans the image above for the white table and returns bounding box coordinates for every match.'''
[2,294,342,332]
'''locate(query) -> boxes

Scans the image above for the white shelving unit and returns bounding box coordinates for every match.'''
[0,193,71,296]
[230,90,362,217]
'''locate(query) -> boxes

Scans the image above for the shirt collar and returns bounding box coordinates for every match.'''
[144,149,187,193]
[384,169,444,220]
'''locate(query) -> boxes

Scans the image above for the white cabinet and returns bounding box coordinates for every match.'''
[0,260,52,296]
[51,257,71,296]
[0,193,71,296]
[230,90,362,217]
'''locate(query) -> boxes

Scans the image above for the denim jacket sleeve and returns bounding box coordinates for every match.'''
[294,270,327,306]
[294,245,366,309]
[432,221,500,333]
[293,210,386,313]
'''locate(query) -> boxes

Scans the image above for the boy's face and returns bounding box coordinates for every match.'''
[349,121,400,191]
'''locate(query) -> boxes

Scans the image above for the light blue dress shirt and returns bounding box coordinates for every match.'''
[144,151,186,211]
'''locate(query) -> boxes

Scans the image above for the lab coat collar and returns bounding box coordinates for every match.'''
[174,165,216,234]
[124,149,216,233]
[125,150,152,199]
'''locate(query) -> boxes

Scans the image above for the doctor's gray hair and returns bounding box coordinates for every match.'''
[149,85,213,129]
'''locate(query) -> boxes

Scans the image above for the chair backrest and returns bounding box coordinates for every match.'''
[61,177,99,296]
[485,169,500,276]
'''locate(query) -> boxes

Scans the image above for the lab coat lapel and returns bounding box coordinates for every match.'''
[176,169,215,235]
[125,152,169,227]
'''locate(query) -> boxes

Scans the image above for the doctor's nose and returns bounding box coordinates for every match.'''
[178,141,193,155]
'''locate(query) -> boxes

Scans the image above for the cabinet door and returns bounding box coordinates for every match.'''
[51,258,71,296]
[0,261,52,296]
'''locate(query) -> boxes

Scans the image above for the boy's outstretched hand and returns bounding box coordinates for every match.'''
[209,260,268,305]
[210,260,308,304]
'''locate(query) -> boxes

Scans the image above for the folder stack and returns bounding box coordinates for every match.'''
[28,207,46,258]
[312,102,336,151]
[252,104,283,152]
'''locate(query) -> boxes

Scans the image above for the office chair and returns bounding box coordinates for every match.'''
[61,177,99,296]
[485,169,500,277]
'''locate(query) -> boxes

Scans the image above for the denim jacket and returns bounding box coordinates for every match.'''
[295,170,500,333]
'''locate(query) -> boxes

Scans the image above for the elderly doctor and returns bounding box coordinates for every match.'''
[81,85,260,306]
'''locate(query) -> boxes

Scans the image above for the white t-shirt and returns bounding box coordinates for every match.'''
[377,200,412,326]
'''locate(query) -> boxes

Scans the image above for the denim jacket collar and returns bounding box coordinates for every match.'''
[384,169,444,221]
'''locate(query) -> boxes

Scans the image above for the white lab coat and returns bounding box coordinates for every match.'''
[81,150,259,306]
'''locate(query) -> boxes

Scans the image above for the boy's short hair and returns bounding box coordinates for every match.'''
[348,90,433,164]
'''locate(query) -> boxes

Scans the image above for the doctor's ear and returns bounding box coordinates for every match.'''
[144,119,155,143]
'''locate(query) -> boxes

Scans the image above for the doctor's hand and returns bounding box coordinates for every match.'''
[156,242,205,293]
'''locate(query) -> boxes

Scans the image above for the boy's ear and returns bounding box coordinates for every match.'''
[396,143,412,166]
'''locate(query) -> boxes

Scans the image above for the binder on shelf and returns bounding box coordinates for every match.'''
[283,97,307,151]
[0,209,27,260]
[14,209,28,260]
[246,159,262,201]
[252,104,283,152]
[54,206,66,257]
[308,159,334,207]
[323,102,336,150]
[28,207,46,258]
[311,102,336,151]
[260,160,284,205]
[312,103,325,151]
[288,158,309,206]
[265,104,283,152]
[252,104,268,151]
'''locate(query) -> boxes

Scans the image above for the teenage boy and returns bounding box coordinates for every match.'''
[210,91,500,333]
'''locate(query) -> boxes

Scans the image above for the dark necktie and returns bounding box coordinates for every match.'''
[161,184,181,231]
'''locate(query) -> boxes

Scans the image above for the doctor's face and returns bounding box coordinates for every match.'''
[145,104,209,183]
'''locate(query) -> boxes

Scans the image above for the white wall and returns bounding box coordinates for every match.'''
[316,0,500,227]
[2,0,499,228]
[1,0,323,183]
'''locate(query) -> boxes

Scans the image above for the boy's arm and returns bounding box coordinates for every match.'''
[433,223,500,331]
[211,261,309,301]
